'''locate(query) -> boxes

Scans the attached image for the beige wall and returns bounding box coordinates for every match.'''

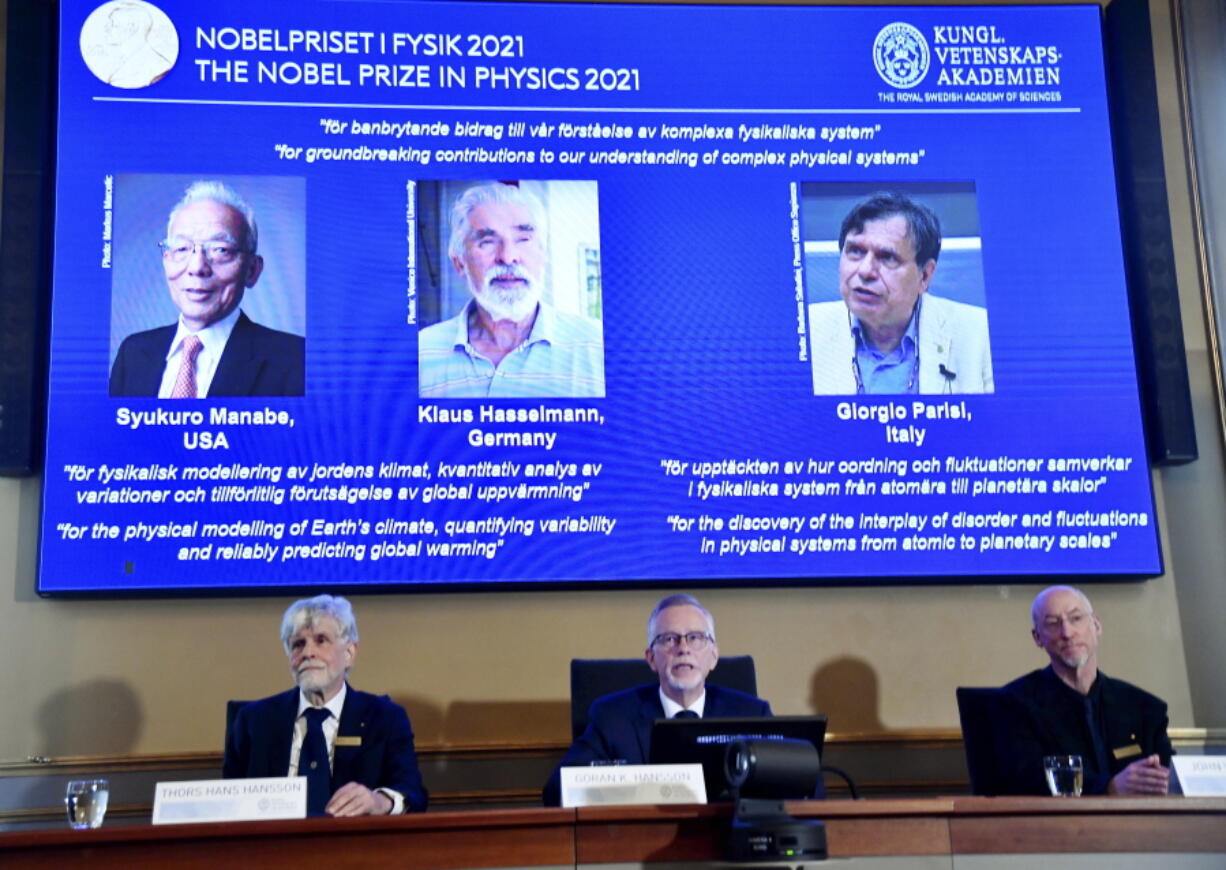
[0,0,1219,763]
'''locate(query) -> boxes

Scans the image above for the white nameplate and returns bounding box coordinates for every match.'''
[152,776,307,824]
[561,763,706,808]
[1172,757,1226,796]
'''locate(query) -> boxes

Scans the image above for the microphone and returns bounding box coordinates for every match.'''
[939,364,956,381]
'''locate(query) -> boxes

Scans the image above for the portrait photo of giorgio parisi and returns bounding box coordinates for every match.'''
[109,176,306,398]
[416,179,605,399]
[802,184,994,396]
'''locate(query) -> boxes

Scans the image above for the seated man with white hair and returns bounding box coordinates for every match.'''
[223,594,427,815]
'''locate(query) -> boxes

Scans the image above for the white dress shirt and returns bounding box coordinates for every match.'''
[659,688,707,718]
[156,306,242,398]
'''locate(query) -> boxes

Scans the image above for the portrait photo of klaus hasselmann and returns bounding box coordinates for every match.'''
[416,179,605,399]
[108,174,306,398]
[801,182,994,396]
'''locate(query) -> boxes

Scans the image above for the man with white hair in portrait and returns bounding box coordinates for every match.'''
[418,181,604,398]
[109,180,304,397]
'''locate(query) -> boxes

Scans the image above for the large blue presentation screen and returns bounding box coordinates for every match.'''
[40,0,1162,593]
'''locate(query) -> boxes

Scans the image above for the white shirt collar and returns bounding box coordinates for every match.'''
[168,305,242,361]
[297,681,347,720]
[451,299,553,349]
[659,686,706,718]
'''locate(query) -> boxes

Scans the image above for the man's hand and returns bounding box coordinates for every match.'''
[1107,755,1170,796]
[325,781,393,816]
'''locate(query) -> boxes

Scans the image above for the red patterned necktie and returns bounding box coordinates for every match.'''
[170,335,203,399]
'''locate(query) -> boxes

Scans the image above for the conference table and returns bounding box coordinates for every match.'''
[1,797,1224,869]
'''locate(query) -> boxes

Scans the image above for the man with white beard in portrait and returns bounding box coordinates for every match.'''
[418,181,605,398]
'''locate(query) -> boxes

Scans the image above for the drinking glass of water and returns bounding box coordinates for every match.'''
[65,779,109,829]
[1043,755,1083,797]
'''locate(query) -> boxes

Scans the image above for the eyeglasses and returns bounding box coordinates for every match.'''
[160,238,248,266]
[651,631,713,651]
[1038,612,1090,634]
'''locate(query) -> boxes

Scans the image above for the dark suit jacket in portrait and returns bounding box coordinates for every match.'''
[223,686,428,812]
[109,312,304,397]
[543,683,771,806]
[993,666,1172,796]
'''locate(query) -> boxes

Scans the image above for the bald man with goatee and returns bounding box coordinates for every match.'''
[994,585,1172,795]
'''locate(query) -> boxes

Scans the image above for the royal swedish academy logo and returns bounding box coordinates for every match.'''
[873,22,929,89]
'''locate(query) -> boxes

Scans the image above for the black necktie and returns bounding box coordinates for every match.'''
[674,710,700,719]
[1084,695,1110,778]
[299,708,332,815]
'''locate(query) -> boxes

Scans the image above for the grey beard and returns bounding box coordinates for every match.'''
[469,265,540,322]
[476,285,538,322]
[1059,652,1090,669]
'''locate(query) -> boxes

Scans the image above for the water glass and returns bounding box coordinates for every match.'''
[1043,755,1083,797]
[65,779,109,829]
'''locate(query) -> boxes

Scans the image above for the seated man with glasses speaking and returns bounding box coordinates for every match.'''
[543,593,771,806]
[109,180,304,397]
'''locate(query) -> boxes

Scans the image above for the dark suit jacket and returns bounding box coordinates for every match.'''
[995,666,1172,795]
[223,686,427,812]
[109,312,304,397]
[543,683,771,806]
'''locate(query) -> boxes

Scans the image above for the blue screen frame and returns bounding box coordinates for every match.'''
[38,0,1162,594]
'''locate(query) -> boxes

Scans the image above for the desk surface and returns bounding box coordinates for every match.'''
[2,798,1224,870]
[574,798,1226,862]
[0,808,576,870]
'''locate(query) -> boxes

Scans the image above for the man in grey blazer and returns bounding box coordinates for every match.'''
[808,191,993,395]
